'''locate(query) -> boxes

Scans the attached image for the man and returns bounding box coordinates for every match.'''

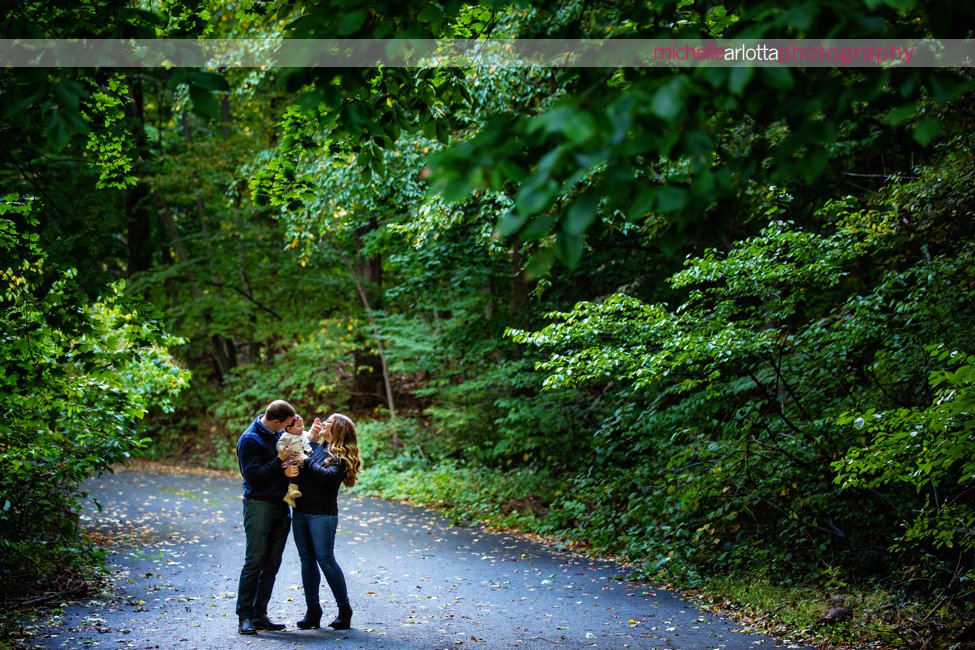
[235,399,299,635]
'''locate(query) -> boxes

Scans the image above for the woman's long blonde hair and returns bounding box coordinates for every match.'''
[325,413,363,488]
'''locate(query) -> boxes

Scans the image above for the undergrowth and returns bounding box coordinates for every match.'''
[353,420,975,650]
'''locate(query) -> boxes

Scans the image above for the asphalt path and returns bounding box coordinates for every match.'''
[29,465,812,650]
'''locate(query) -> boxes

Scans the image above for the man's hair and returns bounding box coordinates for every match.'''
[265,400,296,422]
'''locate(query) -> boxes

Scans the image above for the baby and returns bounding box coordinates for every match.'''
[277,414,312,507]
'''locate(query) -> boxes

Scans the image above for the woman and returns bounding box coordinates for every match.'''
[292,413,363,630]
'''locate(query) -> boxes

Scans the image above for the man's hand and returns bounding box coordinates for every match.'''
[284,465,300,478]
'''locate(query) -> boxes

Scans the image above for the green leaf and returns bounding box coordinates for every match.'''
[655,186,688,213]
[370,155,386,177]
[188,69,230,92]
[555,232,584,269]
[55,80,84,112]
[729,67,753,96]
[912,119,942,146]
[627,185,656,222]
[498,210,528,238]
[760,67,795,90]
[927,75,970,102]
[47,119,69,151]
[563,191,598,236]
[784,3,816,30]
[523,245,555,279]
[436,121,450,145]
[650,78,684,123]
[515,176,556,216]
[562,110,597,145]
[189,86,220,120]
[801,149,829,183]
[441,178,471,203]
[4,85,45,118]
[418,4,443,26]
[882,104,915,126]
[519,216,555,242]
[62,108,89,134]
[528,106,572,137]
[338,10,368,35]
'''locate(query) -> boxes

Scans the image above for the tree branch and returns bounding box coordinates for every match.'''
[201,280,278,319]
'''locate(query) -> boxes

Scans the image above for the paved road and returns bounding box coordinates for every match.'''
[30,465,811,650]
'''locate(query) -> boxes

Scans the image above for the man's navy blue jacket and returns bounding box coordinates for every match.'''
[237,415,289,501]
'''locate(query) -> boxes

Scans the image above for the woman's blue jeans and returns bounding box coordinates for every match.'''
[292,510,349,608]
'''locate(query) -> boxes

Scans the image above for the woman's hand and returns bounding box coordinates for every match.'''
[284,464,300,478]
[309,417,324,442]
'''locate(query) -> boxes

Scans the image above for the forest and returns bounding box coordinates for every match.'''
[1,0,974,648]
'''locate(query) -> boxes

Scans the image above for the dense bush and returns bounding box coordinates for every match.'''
[504,146,975,589]
[0,197,189,604]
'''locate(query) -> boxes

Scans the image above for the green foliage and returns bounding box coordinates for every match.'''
[83,74,138,189]
[157,0,214,37]
[423,4,973,269]
[0,196,189,602]
[836,345,975,567]
[507,161,975,584]
[248,106,318,209]
[186,320,359,470]
[356,419,561,530]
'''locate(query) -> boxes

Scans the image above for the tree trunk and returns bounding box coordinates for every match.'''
[337,243,396,418]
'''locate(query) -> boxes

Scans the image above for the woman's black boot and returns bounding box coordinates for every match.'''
[328,604,353,630]
[297,604,323,629]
